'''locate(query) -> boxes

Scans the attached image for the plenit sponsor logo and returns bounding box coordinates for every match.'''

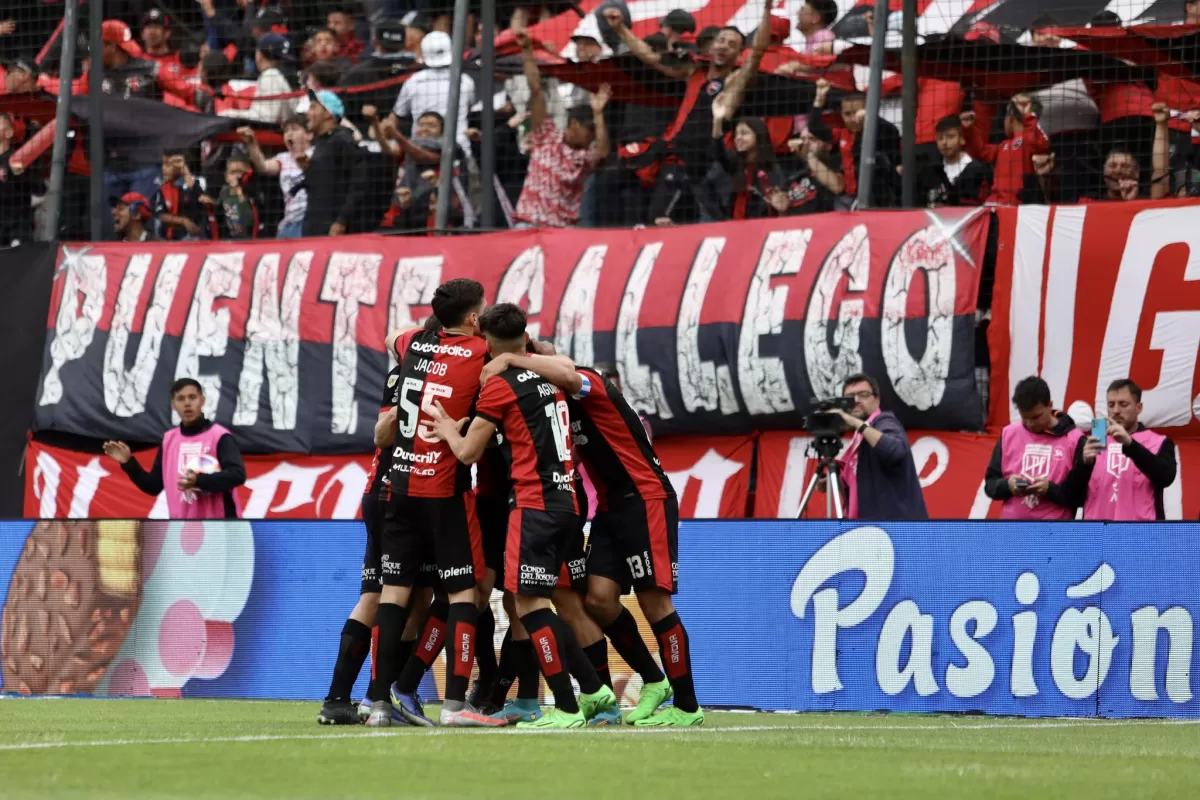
[440,565,472,579]
[460,632,471,664]
[410,340,475,358]
[516,370,540,383]
[392,447,441,464]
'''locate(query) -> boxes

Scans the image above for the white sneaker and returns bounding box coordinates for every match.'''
[439,702,507,728]
[357,700,372,722]
[365,700,395,727]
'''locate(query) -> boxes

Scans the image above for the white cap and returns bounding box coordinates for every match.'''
[421,30,453,68]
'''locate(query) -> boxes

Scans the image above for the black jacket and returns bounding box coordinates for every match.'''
[302,126,367,236]
[0,150,37,245]
[708,135,785,220]
[339,53,416,132]
[918,159,992,208]
[120,418,246,519]
[846,411,929,521]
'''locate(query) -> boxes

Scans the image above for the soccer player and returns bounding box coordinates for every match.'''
[429,303,620,729]
[480,353,704,726]
[319,361,433,725]
[367,278,502,728]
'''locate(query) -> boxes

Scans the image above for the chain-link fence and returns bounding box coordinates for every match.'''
[0,0,1196,245]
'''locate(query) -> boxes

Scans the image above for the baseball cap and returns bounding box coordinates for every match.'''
[8,57,41,77]
[768,16,791,40]
[142,8,170,29]
[420,30,452,67]
[307,88,344,119]
[101,20,144,59]
[110,192,152,219]
[257,32,292,61]
[377,20,407,51]
[253,7,287,30]
[660,9,696,33]
[570,33,600,44]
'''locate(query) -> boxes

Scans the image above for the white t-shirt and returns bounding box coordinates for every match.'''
[276,149,312,227]
[943,153,973,184]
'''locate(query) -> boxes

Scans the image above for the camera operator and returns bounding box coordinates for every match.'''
[829,374,928,520]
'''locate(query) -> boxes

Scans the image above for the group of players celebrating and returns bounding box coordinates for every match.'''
[316,278,703,729]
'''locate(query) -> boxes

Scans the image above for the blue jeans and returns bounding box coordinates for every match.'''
[276,221,305,239]
[104,165,161,236]
[579,174,597,228]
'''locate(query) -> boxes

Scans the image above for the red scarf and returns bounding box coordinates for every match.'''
[837,129,858,198]
[664,71,710,143]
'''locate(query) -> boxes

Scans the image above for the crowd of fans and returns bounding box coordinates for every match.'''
[0,0,1197,244]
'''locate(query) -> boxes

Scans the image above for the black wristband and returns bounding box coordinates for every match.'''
[857,422,870,435]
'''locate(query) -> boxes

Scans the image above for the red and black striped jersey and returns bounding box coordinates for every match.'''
[565,366,675,510]
[388,328,486,498]
[364,364,404,495]
[474,367,578,514]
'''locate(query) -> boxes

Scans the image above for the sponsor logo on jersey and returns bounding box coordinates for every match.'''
[440,565,473,579]
[410,340,475,358]
[516,370,540,383]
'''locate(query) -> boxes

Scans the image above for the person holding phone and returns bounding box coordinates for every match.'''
[984,376,1083,519]
[708,101,787,220]
[1065,379,1177,520]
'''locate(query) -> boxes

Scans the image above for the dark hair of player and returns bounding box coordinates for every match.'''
[171,378,203,396]
[478,302,527,344]
[430,278,485,328]
[1012,375,1052,412]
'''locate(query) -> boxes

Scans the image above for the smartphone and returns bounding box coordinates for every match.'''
[1014,478,1031,491]
[1092,418,1107,447]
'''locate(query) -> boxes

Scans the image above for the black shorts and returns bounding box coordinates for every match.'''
[382,492,484,594]
[477,493,510,578]
[503,508,580,598]
[588,495,679,595]
[554,514,587,594]
[361,491,384,595]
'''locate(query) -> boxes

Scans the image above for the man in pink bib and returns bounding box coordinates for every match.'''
[104,378,245,519]
[1067,379,1177,521]
[984,376,1082,520]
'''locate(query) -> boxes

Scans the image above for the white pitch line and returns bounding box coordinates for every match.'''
[1,719,1199,752]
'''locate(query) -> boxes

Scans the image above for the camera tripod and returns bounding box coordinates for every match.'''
[796,436,846,519]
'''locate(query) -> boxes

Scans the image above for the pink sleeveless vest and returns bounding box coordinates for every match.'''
[161,423,243,519]
[999,421,1082,520]
[1082,429,1166,521]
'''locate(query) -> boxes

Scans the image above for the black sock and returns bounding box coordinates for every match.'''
[397,637,416,671]
[651,612,698,712]
[603,607,665,685]
[369,603,410,702]
[444,602,478,703]
[563,634,603,696]
[474,605,497,688]
[582,639,612,690]
[326,618,372,702]
[488,629,517,707]
[520,609,579,714]
[514,638,540,701]
[396,600,447,695]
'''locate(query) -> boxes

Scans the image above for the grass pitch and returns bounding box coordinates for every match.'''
[0,700,1197,799]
